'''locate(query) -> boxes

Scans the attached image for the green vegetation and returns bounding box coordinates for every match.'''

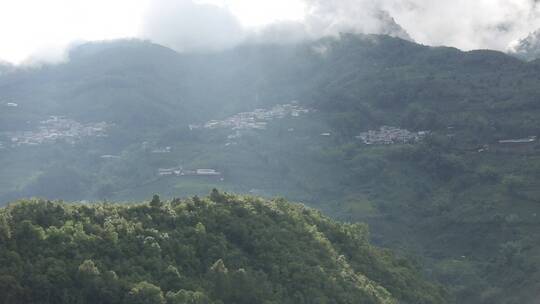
[2,34,540,302]
[0,192,445,304]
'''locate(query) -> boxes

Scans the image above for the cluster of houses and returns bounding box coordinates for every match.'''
[356,126,429,145]
[141,142,173,154]
[6,116,109,147]
[355,125,537,149]
[151,146,172,153]
[190,104,310,132]
[158,167,222,178]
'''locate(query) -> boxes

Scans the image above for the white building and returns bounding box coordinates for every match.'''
[498,136,537,144]
[196,169,221,176]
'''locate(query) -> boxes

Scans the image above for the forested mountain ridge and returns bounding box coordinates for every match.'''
[2,34,540,303]
[0,192,445,304]
[3,35,540,143]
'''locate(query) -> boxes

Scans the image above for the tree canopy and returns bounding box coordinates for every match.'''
[0,192,445,304]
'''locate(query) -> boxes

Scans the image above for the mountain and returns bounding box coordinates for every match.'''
[0,39,318,133]
[0,193,445,303]
[510,29,540,61]
[1,34,540,303]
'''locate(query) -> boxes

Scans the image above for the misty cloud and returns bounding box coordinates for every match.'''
[302,0,412,41]
[299,0,540,51]
[4,0,540,65]
[140,0,245,53]
[244,0,414,45]
[21,44,72,67]
[510,28,540,60]
[246,21,310,45]
[139,0,414,53]
[140,0,540,54]
[382,0,540,51]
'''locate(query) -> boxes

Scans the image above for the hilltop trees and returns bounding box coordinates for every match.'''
[0,193,446,304]
[124,282,166,304]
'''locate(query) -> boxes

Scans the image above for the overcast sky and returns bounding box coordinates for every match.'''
[0,0,539,64]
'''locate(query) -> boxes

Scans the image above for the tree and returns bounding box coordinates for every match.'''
[77,259,103,303]
[161,265,183,292]
[13,220,45,252]
[195,222,206,234]
[209,259,229,299]
[210,259,228,274]
[166,290,211,304]
[0,213,10,244]
[124,281,165,304]
[78,259,100,277]
[150,194,162,208]
[210,189,225,204]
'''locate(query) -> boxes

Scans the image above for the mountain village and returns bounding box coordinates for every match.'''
[190,103,310,132]
[356,126,429,145]
[3,116,109,147]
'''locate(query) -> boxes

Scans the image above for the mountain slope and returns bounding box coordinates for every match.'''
[2,34,540,303]
[0,192,445,304]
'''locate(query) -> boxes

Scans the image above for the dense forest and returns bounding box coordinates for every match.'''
[0,192,445,304]
[2,34,540,303]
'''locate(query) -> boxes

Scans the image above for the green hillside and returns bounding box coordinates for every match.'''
[2,34,540,302]
[0,192,445,304]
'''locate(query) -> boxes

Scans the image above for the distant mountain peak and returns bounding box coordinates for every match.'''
[67,38,177,60]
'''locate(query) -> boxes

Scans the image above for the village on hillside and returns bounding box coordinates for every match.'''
[190,103,310,132]
[4,116,110,147]
[355,125,539,152]
[154,104,311,179]
[356,126,429,145]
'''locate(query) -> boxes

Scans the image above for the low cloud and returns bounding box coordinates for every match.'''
[6,0,540,66]
[246,21,310,45]
[509,29,540,60]
[139,0,245,53]
[298,0,540,51]
[140,0,540,54]
[139,0,413,53]
[383,0,540,51]
[21,43,72,67]
[302,0,412,41]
